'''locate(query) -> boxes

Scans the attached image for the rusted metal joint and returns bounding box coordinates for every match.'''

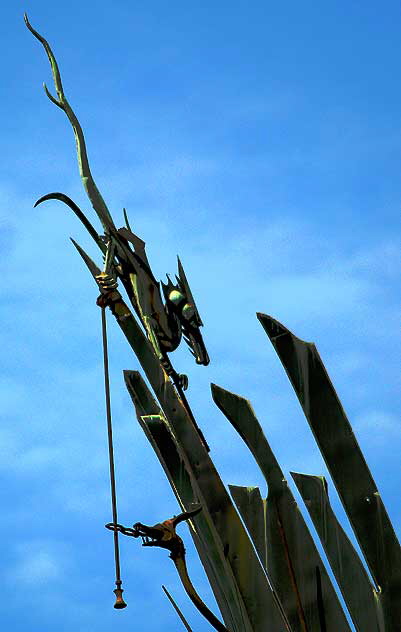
[107,506,201,561]
[96,271,119,307]
[96,290,121,308]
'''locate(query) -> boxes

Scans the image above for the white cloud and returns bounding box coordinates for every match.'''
[354,410,400,441]
[326,350,369,377]
[266,270,372,319]
[344,240,400,279]
[10,540,68,586]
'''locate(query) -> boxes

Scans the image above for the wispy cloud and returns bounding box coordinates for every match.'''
[9,539,69,586]
[354,410,400,442]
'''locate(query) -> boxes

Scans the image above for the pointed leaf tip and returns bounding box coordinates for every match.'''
[211,382,249,408]
[291,472,329,498]
[257,313,289,339]
[258,313,315,346]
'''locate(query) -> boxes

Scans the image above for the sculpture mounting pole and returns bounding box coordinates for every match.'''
[101,304,127,609]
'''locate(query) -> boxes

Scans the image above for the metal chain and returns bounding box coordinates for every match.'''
[105,522,139,538]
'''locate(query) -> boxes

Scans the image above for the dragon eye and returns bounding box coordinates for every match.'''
[168,290,185,305]
[182,303,195,321]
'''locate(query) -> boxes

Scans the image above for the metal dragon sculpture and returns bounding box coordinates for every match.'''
[25,13,401,632]
[25,15,215,623]
[24,14,209,396]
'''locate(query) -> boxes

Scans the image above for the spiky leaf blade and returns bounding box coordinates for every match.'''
[258,313,401,629]
[125,371,289,632]
[212,384,351,632]
[292,472,384,631]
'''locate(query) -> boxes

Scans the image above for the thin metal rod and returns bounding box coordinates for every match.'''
[162,585,193,632]
[101,306,123,586]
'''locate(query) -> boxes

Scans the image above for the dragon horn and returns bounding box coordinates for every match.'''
[176,256,203,326]
[172,505,202,528]
[70,238,102,279]
[123,208,132,232]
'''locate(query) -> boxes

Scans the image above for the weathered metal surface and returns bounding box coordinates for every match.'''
[258,313,401,630]
[125,370,289,632]
[229,486,267,571]
[212,384,351,632]
[292,473,385,632]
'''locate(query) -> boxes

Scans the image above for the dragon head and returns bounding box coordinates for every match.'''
[132,505,202,561]
[162,258,210,366]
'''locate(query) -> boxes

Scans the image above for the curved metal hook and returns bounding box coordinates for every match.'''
[34,192,103,248]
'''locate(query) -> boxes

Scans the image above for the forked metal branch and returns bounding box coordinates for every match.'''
[24,13,115,233]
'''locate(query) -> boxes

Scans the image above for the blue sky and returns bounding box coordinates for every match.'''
[1,2,400,631]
